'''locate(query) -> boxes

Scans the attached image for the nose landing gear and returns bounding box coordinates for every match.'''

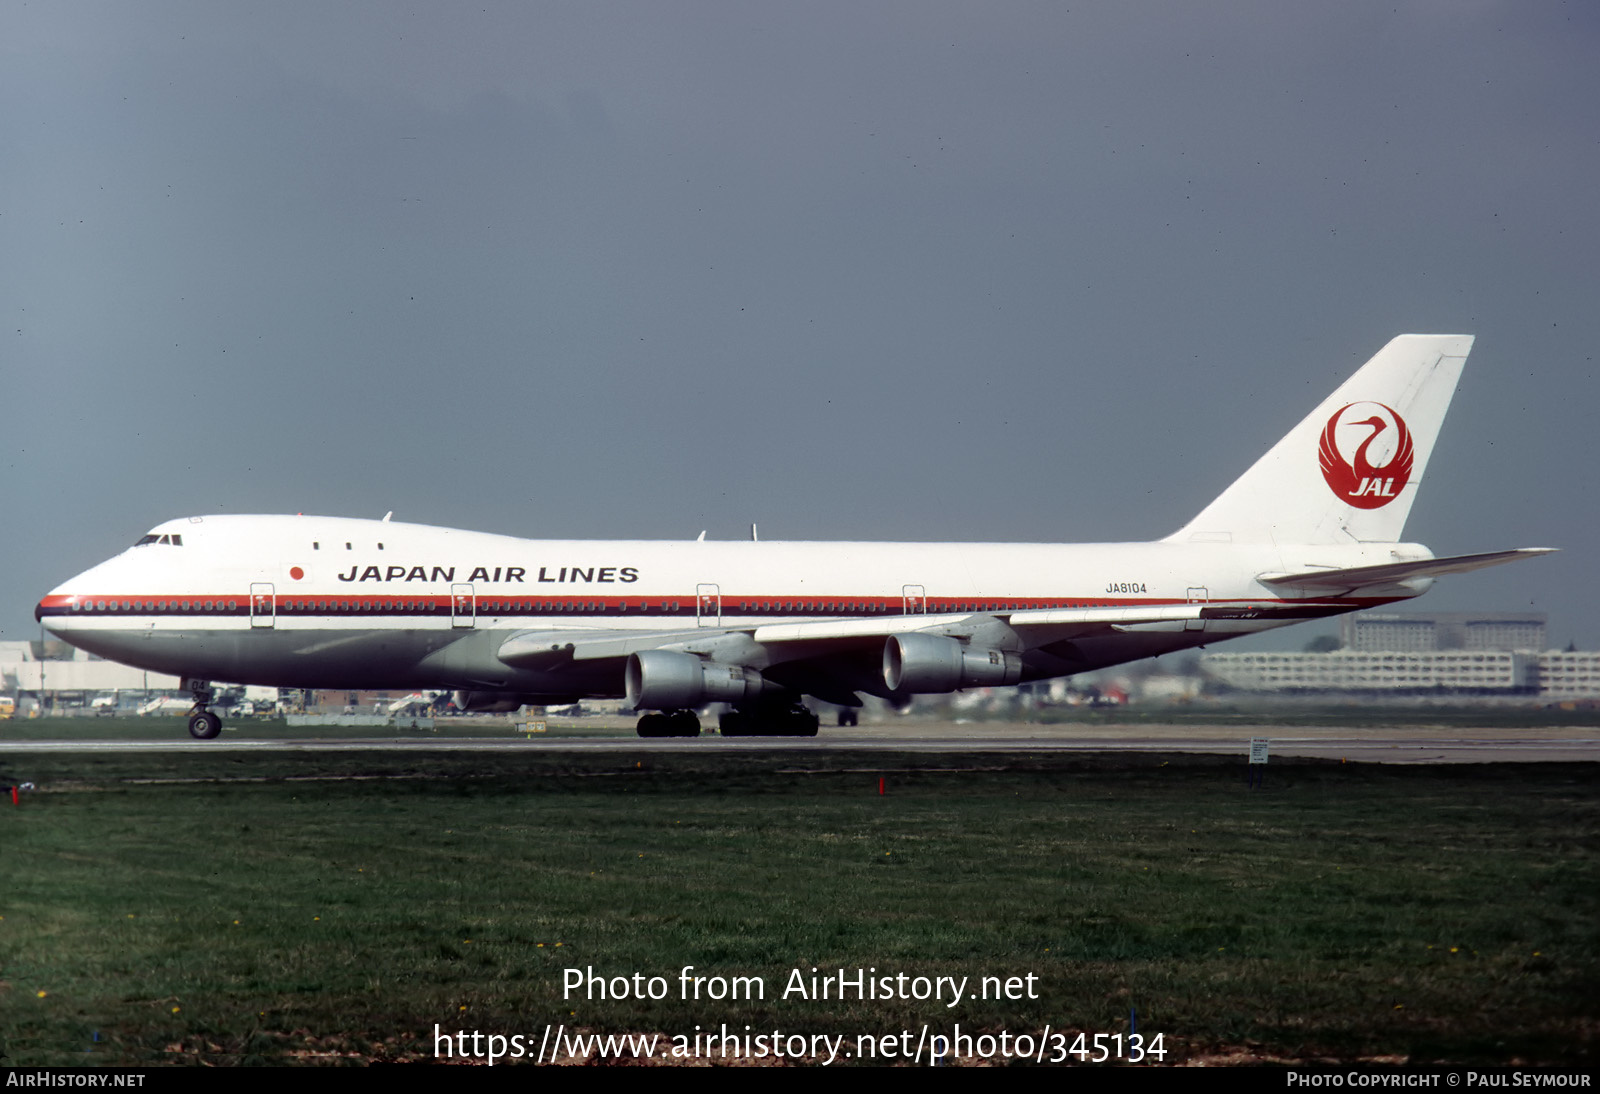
[185,680,223,740]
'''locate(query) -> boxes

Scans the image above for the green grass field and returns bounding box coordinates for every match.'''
[1,746,1595,1066]
[4,697,1599,742]
[0,714,637,741]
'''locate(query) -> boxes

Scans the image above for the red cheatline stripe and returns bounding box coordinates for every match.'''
[35,592,1397,619]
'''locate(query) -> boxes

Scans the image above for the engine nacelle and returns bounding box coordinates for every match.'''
[625,650,774,711]
[882,633,1021,693]
[451,691,583,713]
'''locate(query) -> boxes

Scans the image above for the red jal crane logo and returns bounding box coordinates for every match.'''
[1318,402,1414,509]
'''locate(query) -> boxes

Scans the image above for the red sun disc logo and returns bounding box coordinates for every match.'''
[289,566,305,581]
[1318,402,1414,509]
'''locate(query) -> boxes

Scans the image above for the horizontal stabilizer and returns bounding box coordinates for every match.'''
[1258,548,1556,592]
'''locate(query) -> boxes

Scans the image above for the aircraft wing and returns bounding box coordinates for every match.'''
[486,586,1479,708]
[758,601,1362,643]
[491,607,1227,708]
[489,571,1490,687]
[496,595,1371,659]
[494,618,971,673]
[1258,548,1556,593]
[496,605,1217,672]
[496,628,715,668]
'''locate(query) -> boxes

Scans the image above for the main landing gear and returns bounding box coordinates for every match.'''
[718,702,820,738]
[634,703,822,738]
[186,680,222,740]
[636,710,701,738]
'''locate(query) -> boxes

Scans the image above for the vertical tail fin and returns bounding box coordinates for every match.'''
[1164,334,1473,545]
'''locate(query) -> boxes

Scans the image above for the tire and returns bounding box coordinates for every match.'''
[188,711,222,740]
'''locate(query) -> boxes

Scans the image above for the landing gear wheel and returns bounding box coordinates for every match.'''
[188,710,222,740]
[722,704,818,737]
[789,708,820,737]
[836,708,859,727]
[183,679,220,740]
[636,711,701,738]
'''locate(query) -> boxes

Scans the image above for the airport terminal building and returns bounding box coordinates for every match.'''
[1202,612,1600,699]
[0,640,182,712]
[1337,612,1548,654]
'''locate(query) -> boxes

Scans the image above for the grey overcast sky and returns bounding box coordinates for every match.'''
[3,2,1594,648]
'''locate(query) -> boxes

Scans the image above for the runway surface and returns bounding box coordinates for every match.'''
[4,724,1598,763]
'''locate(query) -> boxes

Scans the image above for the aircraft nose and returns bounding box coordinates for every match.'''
[37,592,68,633]
[37,572,86,633]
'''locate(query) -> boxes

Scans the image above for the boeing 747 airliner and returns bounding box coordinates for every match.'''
[36,335,1552,739]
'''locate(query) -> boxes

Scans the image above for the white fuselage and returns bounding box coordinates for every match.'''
[37,336,1552,732]
[38,514,1420,697]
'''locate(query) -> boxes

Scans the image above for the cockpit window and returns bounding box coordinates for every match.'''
[133,533,185,547]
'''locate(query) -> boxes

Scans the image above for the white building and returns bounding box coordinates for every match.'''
[1201,609,1596,698]
[1201,650,1539,693]
[1338,611,1546,653]
[1534,650,1600,701]
[0,642,181,697]
[1202,648,1600,699]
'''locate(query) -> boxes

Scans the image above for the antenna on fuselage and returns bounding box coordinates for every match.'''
[696,530,706,542]
[751,524,758,542]
[382,511,393,522]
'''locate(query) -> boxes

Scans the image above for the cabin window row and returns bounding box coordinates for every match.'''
[74,598,235,612]
[68,598,1095,615]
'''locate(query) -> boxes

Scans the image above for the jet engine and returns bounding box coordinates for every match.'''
[624,650,775,710]
[882,633,1021,693]
[451,690,582,713]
